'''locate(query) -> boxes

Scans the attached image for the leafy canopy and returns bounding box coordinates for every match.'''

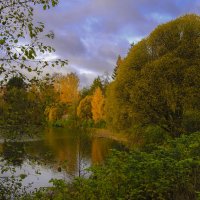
[0,0,67,82]
[106,14,200,137]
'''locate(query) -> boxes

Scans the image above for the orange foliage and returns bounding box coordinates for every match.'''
[54,73,79,105]
[77,96,92,120]
[91,87,105,122]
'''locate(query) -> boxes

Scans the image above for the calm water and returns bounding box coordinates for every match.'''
[0,128,124,191]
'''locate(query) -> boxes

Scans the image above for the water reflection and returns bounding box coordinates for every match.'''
[0,128,124,189]
[2,142,26,166]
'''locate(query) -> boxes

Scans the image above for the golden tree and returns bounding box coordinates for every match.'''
[106,14,200,136]
[91,87,105,123]
[54,73,79,105]
[77,96,92,120]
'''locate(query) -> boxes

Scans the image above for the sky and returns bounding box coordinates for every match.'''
[34,0,200,87]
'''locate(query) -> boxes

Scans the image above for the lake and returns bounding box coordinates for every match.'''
[0,128,124,192]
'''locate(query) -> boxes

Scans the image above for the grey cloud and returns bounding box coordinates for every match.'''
[52,33,87,56]
[32,0,200,86]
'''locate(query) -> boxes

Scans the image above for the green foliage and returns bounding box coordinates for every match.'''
[52,117,77,128]
[77,96,93,121]
[7,76,26,89]
[52,119,67,127]
[183,110,200,133]
[142,125,170,146]
[0,77,57,138]
[1,83,35,138]
[77,132,200,199]
[0,164,29,199]
[79,119,94,128]
[106,14,200,137]
[128,125,170,149]
[80,75,109,98]
[112,55,122,80]
[1,13,200,200]
[90,76,103,94]
[0,0,67,81]
[21,179,70,200]
[80,87,91,99]
[105,81,133,130]
[2,142,26,166]
[94,120,106,128]
[25,132,200,200]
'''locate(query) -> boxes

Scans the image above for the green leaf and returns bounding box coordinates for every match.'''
[0,39,5,45]
[20,173,27,180]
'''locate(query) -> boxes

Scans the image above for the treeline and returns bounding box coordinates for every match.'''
[78,14,200,141]
[0,73,79,131]
[0,75,57,137]
[1,14,200,142]
[0,72,109,135]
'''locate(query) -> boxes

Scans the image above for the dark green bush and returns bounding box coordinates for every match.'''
[183,110,200,133]
[71,133,200,200]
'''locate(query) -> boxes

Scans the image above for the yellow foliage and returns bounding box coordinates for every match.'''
[91,87,105,123]
[77,96,92,120]
[27,84,39,102]
[106,14,200,135]
[45,106,57,122]
[54,73,79,105]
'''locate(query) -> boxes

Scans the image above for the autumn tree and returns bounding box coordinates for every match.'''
[106,14,200,137]
[54,73,80,105]
[91,87,105,123]
[77,96,92,120]
[80,75,109,101]
[0,0,67,82]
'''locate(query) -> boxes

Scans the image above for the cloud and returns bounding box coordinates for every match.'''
[32,0,200,86]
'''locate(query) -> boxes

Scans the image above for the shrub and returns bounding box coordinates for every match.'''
[67,132,200,200]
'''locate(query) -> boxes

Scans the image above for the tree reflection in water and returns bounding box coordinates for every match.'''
[0,128,125,193]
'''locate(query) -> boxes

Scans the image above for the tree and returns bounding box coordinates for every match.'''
[112,55,122,80]
[80,87,90,99]
[54,73,80,105]
[6,76,26,89]
[1,77,32,138]
[37,77,59,122]
[77,96,92,120]
[91,87,105,123]
[106,14,200,137]
[27,80,55,124]
[90,76,103,94]
[0,0,67,82]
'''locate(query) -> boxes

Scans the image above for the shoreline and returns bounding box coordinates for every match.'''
[90,128,128,144]
[0,127,129,145]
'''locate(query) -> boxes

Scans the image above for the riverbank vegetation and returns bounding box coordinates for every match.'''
[23,132,200,200]
[26,14,200,200]
[0,1,200,198]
